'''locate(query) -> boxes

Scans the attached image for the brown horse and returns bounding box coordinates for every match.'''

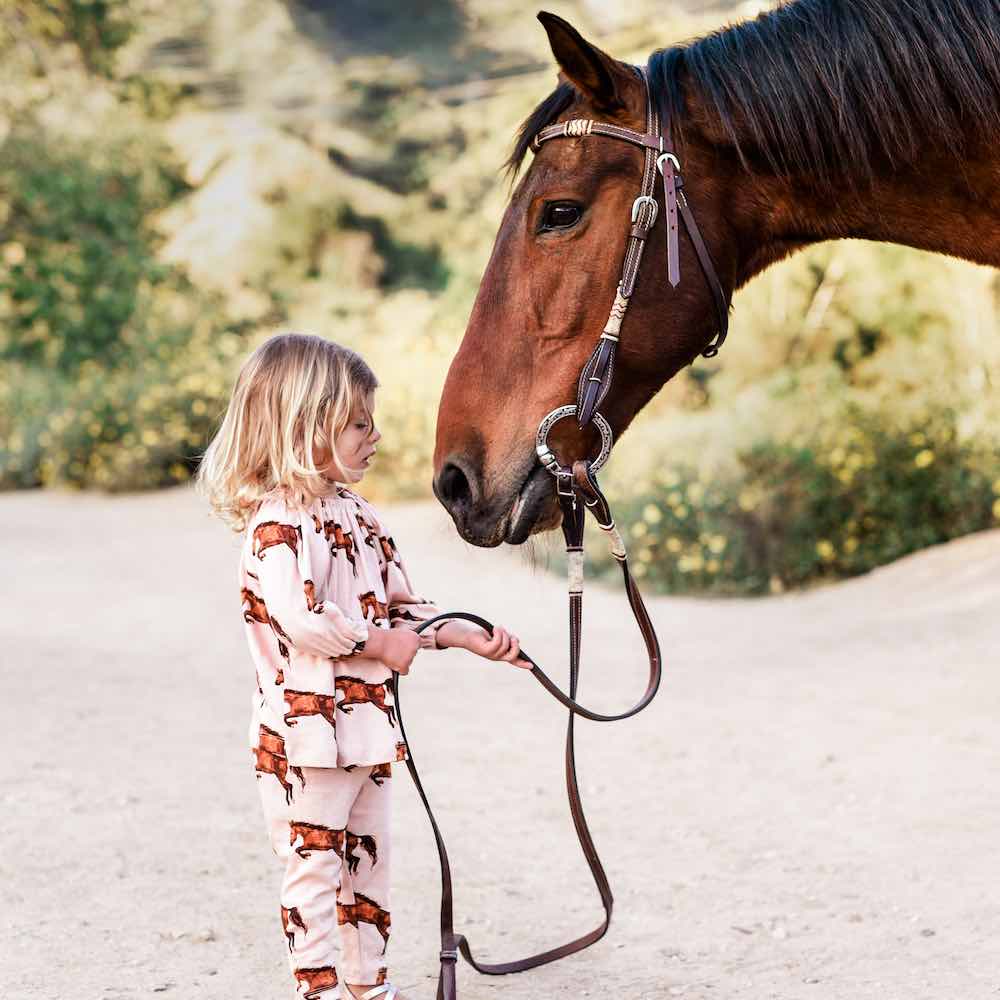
[432,3,1000,546]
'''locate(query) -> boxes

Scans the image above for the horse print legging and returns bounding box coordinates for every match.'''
[256,760,394,999]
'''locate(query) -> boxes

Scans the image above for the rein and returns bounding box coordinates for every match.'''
[393,63,727,1000]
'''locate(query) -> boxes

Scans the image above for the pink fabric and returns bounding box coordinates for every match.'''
[241,485,444,768]
[256,760,394,997]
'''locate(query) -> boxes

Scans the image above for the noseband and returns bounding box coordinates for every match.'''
[394,65,728,1000]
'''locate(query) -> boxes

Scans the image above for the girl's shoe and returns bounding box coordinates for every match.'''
[345,984,403,1000]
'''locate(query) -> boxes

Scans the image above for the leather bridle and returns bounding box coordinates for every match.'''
[532,64,731,431]
[393,64,730,1000]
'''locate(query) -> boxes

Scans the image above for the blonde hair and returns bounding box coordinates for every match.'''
[195,332,378,533]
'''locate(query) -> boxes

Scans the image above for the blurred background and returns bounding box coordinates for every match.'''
[2,0,999,594]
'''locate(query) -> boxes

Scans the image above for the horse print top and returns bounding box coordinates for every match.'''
[240,484,444,768]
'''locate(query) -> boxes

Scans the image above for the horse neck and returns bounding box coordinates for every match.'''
[731,136,1000,284]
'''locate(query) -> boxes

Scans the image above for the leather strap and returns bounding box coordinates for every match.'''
[532,63,732,382]
[675,176,730,356]
[393,459,662,1000]
[572,66,660,431]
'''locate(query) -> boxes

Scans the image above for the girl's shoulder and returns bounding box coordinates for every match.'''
[245,485,381,536]
[332,486,381,524]
[247,488,315,531]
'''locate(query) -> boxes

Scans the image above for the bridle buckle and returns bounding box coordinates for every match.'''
[631,194,658,227]
[656,151,681,175]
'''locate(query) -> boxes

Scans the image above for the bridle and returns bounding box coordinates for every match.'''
[393,64,730,1000]
[533,63,732,432]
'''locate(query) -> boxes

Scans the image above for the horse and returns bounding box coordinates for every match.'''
[431,2,1000,545]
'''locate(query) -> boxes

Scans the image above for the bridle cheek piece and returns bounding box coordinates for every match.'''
[532,64,732,434]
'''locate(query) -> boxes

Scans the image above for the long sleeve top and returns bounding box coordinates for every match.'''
[240,484,445,768]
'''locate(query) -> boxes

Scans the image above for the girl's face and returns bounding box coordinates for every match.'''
[315,389,380,485]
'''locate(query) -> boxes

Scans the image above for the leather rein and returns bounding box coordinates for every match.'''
[393,64,729,1000]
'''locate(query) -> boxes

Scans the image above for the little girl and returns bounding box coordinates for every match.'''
[196,332,529,1000]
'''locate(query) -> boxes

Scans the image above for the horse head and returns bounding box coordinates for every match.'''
[432,13,740,546]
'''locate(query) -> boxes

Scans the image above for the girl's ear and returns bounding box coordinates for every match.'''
[537,11,631,112]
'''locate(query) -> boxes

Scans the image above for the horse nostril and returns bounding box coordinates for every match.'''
[435,461,473,511]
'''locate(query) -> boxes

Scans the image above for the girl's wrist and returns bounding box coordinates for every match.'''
[433,620,477,650]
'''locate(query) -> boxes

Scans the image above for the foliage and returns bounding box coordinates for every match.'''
[585,401,1000,595]
[0,124,257,490]
[5,0,137,78]
[0,127,191,375]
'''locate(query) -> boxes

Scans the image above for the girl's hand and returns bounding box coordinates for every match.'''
[367,628,421,674]
[457,623,532,670]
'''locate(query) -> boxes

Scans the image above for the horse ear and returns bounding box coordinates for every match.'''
[537,11,628,111]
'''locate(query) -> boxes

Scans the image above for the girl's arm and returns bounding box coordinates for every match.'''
[382,541,522,658]
[251,509,369,660]
[384,548,448,650]
[369,501,526,665]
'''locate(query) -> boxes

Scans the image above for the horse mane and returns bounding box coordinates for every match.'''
[507,0,1000,190]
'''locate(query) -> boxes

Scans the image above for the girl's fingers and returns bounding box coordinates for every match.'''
[504,636,531,668]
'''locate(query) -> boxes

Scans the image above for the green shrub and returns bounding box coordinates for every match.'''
[0,127,190,375]
[583,403,1000,595]
[11,0,137,78]
[0,125,255,491]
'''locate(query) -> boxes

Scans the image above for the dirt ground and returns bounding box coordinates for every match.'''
[4,482,999,999]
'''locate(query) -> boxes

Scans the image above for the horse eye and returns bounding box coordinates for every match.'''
[540,201,582,231]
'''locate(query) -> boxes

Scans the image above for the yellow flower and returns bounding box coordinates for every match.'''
[816,539,836,562]
[909,431,926,446]
[2,242,25,266]
[141,428,160,446]
[993,498,1000,520]
[708,534,727,554]
[706,559,720,574]
[630,521,648,538]
[914,449,935,469]
[844,536,859,554]
[675,504,689,519]
[642,503,662,524]
[992,478,1000,495]
[666,537,682,554]
[686,482,704,504]
[738,489,757,512]
[191,399,207,416]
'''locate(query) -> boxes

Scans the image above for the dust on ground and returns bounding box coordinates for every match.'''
[4,483,999,999]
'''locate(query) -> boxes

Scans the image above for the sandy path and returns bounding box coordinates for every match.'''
[3,483,999,999]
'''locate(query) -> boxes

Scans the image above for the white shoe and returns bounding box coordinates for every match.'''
[345,985,402,1000]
